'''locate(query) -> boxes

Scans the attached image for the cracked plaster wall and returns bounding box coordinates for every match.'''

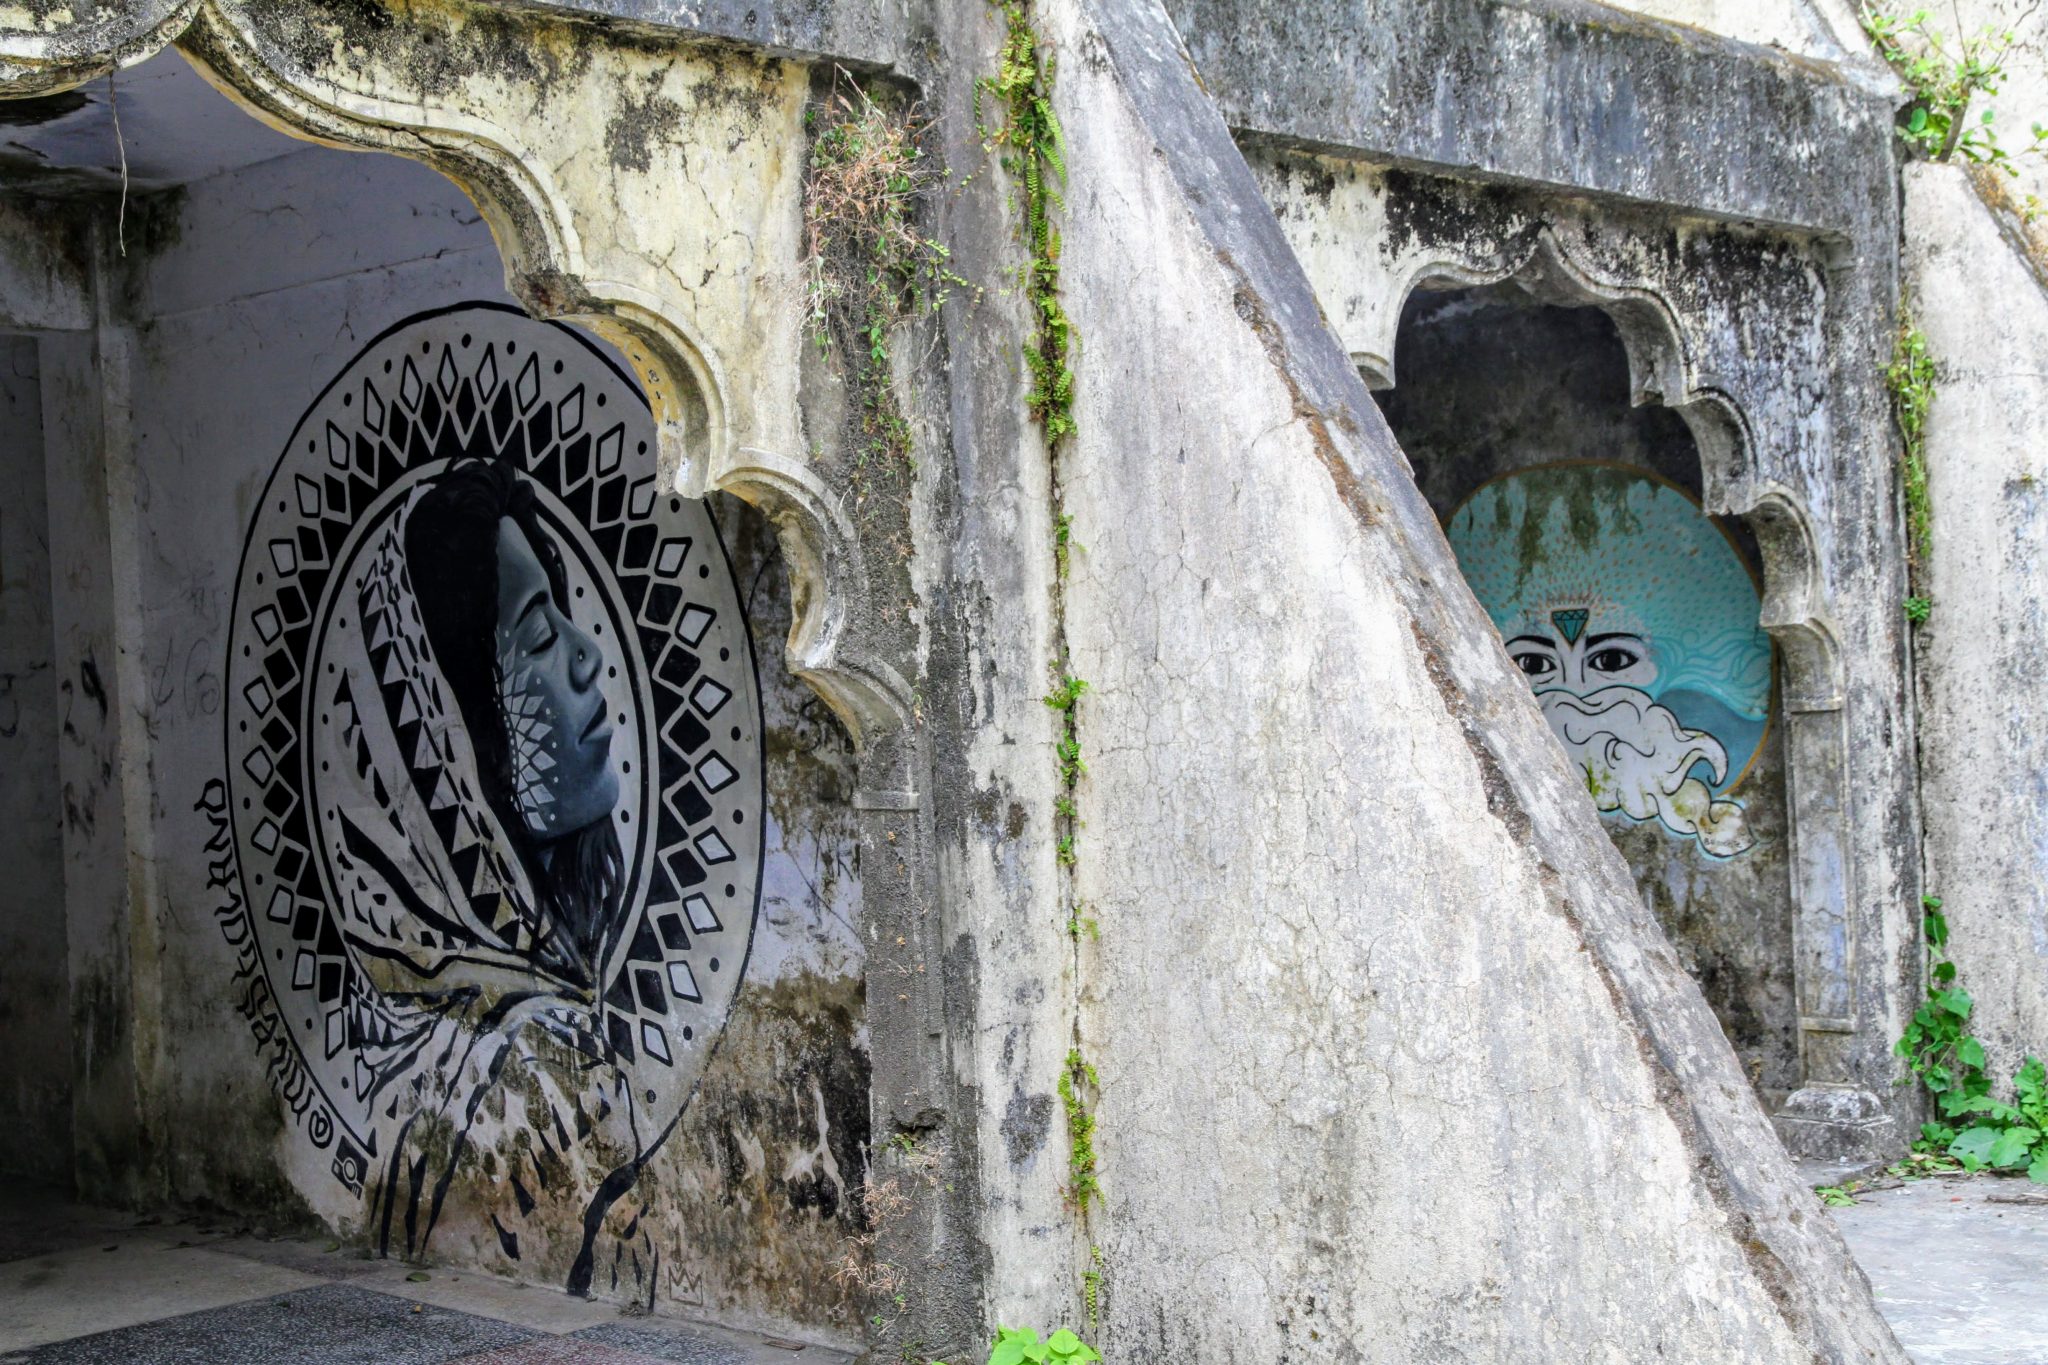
[1,110,867,1340]
[1906,161,2048,1088]
[1024,0,1904,1356]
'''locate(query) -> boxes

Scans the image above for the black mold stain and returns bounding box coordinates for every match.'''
[1000,1085,1052,1167]
[0,89,89,127]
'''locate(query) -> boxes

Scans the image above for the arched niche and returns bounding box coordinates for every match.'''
[1371,227,1870,1138]
[0,5,929,1340]
[3,0,918,781]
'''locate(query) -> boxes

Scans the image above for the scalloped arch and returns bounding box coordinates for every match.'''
[142,1,916,761]
[1376,225,1842,706]
[0,0,198,96]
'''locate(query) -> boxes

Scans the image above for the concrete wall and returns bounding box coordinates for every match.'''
[1907,161,2048,1087]
[0,102,867,1341]
[992,0,1902,1357]
[0,332,70,1185]
[0,2,1925,1360]
[1377,289,1800,1105]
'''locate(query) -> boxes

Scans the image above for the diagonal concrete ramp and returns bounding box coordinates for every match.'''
[1034,0,1909,1357]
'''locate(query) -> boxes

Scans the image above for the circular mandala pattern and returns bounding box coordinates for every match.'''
[219,305,763,1190]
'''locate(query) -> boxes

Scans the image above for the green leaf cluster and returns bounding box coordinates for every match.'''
[1887,321,1935,567]
[1059,1048,1101,1211]
[1862,4,2048,182]
[932,1324,1102,1365]
[1896,897,2048,1182]
[1044,672,1089,832]
[980,2,1079,444]
[1904,594,1933,623]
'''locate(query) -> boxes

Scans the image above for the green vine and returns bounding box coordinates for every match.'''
[984,7,1103,1347]
[1058,1048,1101,1211]
[1888,317,1936,561]
[979,2,1078,445]
[1886,310,1936,622]
[1896,896,2048,1181]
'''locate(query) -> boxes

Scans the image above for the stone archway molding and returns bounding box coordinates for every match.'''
[0,0,199,96]
[1370,220,1876,1149]
[1,0,919,769]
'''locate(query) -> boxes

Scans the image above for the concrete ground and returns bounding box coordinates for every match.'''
[4,1176,2043,1362]
[0,1188,854,1365]
[1828,1172,2048,1365]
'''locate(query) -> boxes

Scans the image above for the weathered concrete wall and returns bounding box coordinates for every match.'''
[1244,141,1921,1165]
[25,83,868,1341]
[1378,289,1800,1106]
[1022,0,1904,1357]
[1906,161,2048,1086]
[0,331,71,1185]
[0,2,1927,1360]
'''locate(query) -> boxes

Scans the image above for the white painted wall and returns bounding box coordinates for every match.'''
[1906,161,2048,1086]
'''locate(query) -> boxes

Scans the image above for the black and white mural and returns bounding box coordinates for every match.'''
[200,304,763,1289]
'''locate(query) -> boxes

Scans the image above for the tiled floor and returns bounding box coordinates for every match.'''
[0,1189,852,1365]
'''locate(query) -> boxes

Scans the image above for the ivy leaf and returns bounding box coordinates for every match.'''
[1044,1330,1101,1362]
[1989,1126,2040,1168]
[2016,1057,2047,1111]
[1909,105,1931,133]
[2030,1151,2048,1185]
[1959,1036,1986,1070]
[1951,1125,2001,1168]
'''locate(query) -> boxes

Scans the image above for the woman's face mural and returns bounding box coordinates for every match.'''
[1446,462,1772,859]
[203,306,764,1294]
[494,517,620,837]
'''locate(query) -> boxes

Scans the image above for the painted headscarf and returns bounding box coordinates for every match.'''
[311,490,584,1006]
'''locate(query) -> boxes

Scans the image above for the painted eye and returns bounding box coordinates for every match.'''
[1587,647,1640,673]
[529,628,558,656]
[1512,651,1555,677]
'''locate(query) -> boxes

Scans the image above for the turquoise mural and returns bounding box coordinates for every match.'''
[1446,462,1772,858]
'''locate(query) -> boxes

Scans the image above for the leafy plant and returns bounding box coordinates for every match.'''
[1887,320,1936,566]
[979,1,1079,443]
[1059,1048,1101,1210]
[803,71,974,512]
[1895,896,2048,1181]
[1815,1182,1861,1207]
[932,1325,1102,1365]
[1053,510,1079,579]
[1862,3,2048,194]
[1905,594,1933,623]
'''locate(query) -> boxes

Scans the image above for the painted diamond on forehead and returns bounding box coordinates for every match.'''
[1551,607,1589,645]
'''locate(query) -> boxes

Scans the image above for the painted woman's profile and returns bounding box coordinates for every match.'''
[402,455,628,989]
[214,305,762,1293]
